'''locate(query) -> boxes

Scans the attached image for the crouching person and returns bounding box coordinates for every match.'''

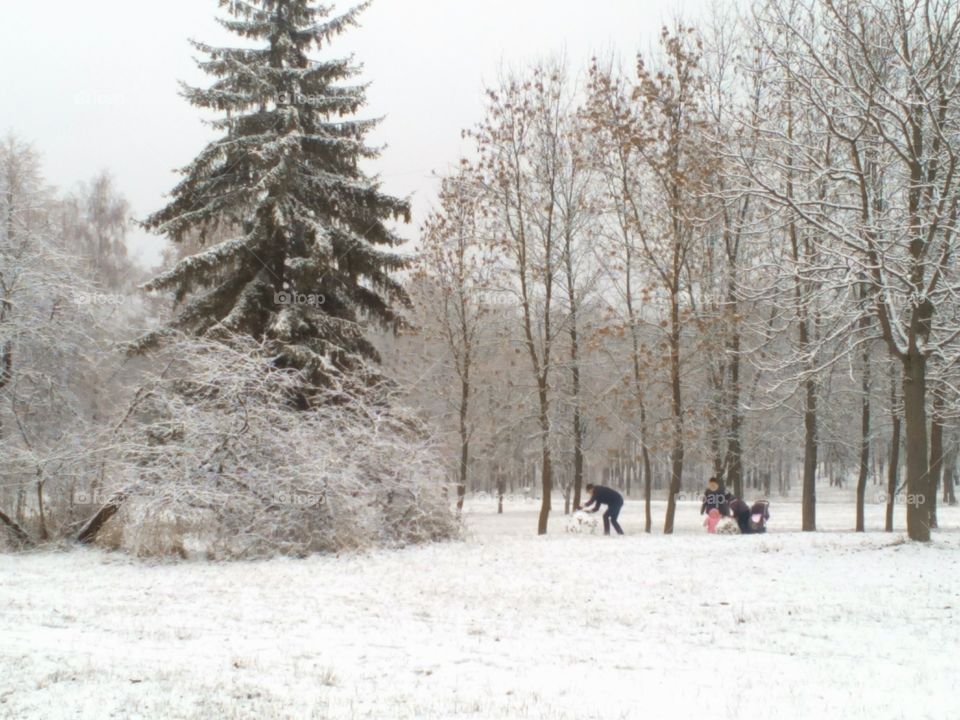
[580,483,624,535]
[727,494,771,534]
[727,494,754,534]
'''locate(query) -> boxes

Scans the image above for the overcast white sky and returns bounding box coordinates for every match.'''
[1,0,705,268]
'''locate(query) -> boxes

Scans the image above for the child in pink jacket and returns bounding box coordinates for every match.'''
[704,508,721,534]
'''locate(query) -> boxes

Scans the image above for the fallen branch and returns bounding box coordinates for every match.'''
[0,506,35,547]
[76,492,127,545]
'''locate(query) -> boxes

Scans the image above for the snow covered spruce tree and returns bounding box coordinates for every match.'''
[141,0,411,389]
[97,1,459,557]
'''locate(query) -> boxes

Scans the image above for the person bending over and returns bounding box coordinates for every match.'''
[726,494,754,534]
[580,483,624,535]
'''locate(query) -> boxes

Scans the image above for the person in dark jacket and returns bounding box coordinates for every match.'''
[726,494,754,534]
[700,477,729,517]
[580,483,624,535]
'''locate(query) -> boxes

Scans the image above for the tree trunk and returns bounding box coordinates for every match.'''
[571,362,584,513]
[901,352,931,541]
[790,223,817,529]
[641,401,653,534]
[536,378,552,535]
[0,506,34,547]
[664,296,684,534]
[35,477,48,541]
[15,483,25,526]
[941,437,957,506]
[786,86,816,531]
[801,375,818,531]
[928,388,944,530]
[627,272,653,531]
[457,374,469,517]
[855,343,871,532]
[563,223,585,512]
[76,492,126,545]
[886,365,902,532]
[497,469,505,515]
[725,311,744,499]
[707,370,725,482]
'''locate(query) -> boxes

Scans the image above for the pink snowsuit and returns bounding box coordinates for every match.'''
[704,508,721,534]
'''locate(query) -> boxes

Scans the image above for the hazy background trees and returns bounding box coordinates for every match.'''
[412,0,960,539]
[3,0,959,548]
[0,135,146,546]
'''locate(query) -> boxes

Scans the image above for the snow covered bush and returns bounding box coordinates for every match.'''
[98,334,458,559]
[0,135,151,548]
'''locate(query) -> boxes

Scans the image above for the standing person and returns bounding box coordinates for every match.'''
[580,483,624,535]
[700,477,729,517]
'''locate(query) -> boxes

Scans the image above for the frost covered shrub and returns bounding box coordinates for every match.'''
[105,334,459,559]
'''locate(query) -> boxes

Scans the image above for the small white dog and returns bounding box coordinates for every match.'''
[716,518,741,535]
[566,510,600,534]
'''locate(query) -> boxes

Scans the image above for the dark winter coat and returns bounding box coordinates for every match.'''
[728,498,753,534]
[584,485,623,511]
[700,487,729,516]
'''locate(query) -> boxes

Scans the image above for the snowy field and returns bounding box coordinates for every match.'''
[1,498,958,720]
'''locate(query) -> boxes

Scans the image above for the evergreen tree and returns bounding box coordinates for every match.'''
[141,0,410,388]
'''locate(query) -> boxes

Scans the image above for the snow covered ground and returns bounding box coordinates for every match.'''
[1,498,958,720]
